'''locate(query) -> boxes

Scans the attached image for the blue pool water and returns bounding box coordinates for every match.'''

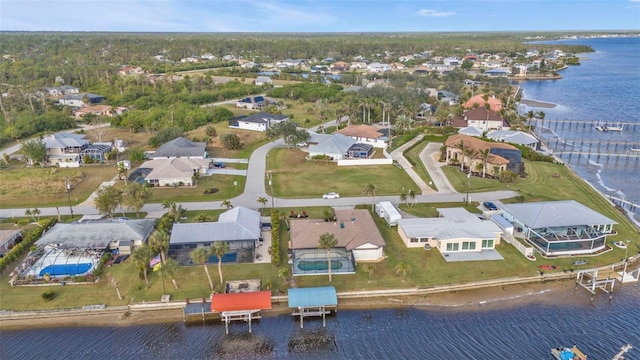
[39,263,92,277]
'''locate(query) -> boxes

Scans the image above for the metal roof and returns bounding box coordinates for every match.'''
[34,219,155,249]
[170,206,261,244]
[308,133,356,156]
[397,208,502,240]
[42,132,89,149]
[210,291,272,312]
[288,286,337,308]
[486,130,538,146]
[239,112,288,124]
[500,200,617,229]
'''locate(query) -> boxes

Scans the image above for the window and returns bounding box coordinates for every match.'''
[446,243,459,252]
[461,241,477,250]
[410,238,419,243]
[482,239,494,248]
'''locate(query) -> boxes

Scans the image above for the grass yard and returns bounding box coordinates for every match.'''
[81,126,152,149]
[0,166,116,208]
[266,148,420,198]
[148,174,246,203]
[403,139,436,190]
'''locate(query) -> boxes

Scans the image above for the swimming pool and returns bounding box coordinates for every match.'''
[39,263,93,277]
[297,260,343,271]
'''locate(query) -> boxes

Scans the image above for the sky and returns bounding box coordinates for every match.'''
[1,0,639,33]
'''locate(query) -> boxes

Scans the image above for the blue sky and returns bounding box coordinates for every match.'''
[1,0,639,32]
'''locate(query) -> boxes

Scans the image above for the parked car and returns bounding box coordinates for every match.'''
[296,142,308,147]
[213,162,225,168]
[483,201,498,211]
[322,192,340,199]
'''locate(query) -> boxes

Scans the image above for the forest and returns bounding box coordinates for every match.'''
[0,31,613,147]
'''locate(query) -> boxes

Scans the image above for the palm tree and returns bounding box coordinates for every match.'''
[463,148,476,173]
[132,245,154,288]
[194,213,210,222]
[362,183,377,211]
[257,196,268,209]
[526,110,535,133]
[148,230,170,264]
[318,232,338,282]
[221,200,233,211]
[362,263,376,282]
[278,267,290,284]
[121,182,152,218]
[395,261,412,282]
[163,258,180,289]
[211,241,230,285]
[394,114,413,133]
[455,140,467,171]
[408,189,416,208]
[162,201,186,222]
[535,111,546,137]
[190,248,214,292]
[478,148,490,178]
[399,191,407,208]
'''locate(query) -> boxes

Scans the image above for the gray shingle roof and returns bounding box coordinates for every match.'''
[42,132,89,149]
[240,112,288,125]
[151,137,206,158]
[500,200,617,228]
[308,133,356,156]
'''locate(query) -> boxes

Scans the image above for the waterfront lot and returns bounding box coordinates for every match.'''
[266,148,419,198]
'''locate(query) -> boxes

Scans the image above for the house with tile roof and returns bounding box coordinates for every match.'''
[336,124,387,148]
[444,134,524,175]
[463,94,503,112]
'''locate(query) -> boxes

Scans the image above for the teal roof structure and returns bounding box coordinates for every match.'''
[288,286,337,308]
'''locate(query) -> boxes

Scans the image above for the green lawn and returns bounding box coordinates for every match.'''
[403,139,436,191]
[0,166,117,208]
[266,148,420,198]
[148,175,246,203]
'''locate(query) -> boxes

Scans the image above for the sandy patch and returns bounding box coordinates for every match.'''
[520,99,557,108]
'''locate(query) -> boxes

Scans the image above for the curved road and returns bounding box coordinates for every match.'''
[0,130,518,219]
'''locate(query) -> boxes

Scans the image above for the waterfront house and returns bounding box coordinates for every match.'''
[486,130,539,150]
[396,208,503,262]
[463,107,510,132]
[499,201,616,257]
[289,209,385,276]
[169,206,262,265]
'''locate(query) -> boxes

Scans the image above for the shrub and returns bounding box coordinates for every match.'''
[41,290,55,302]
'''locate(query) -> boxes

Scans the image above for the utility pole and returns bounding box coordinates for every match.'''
[66,177,74,219]
[466,172,471,205]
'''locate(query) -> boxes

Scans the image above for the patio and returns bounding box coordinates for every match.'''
[441,249,504,262]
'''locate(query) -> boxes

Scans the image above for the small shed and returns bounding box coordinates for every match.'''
[210,291,272,334]
[491,213,514,235]
[375,201,402,226]
[288,286,337,328]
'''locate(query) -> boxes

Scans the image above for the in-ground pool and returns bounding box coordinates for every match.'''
[39,263,93,277]
[297,260,343,271]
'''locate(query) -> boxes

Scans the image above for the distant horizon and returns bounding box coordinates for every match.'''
[1,30,638,35]
[1,0,639,33]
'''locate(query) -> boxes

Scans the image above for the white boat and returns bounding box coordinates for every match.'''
[613,241,627,249]
[595,121,608,132]
[607,122,624,131]
[631,148,640,152]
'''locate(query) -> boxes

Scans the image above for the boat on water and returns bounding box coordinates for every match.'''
[607,122,623,131]
[551,346,587,360]
[631,148,640,152]
[595,121,608,132]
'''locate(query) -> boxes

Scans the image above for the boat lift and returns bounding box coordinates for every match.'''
[575,268,620,300]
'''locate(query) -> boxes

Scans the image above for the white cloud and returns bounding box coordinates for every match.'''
[416,9,455,17]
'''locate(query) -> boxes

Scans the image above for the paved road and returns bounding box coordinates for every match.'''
[0,121,518,219]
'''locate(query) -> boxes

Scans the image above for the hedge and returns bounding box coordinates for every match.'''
[0,218,56,275]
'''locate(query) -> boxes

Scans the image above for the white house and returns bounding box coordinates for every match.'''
[367,62,391,73]
[230,112,289,132]
[397,208,502,257]
[486,130,539,149]
[336,125,388,148]
[307,133,356,161]
[254,76,272,86]
[139,158,210,187]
